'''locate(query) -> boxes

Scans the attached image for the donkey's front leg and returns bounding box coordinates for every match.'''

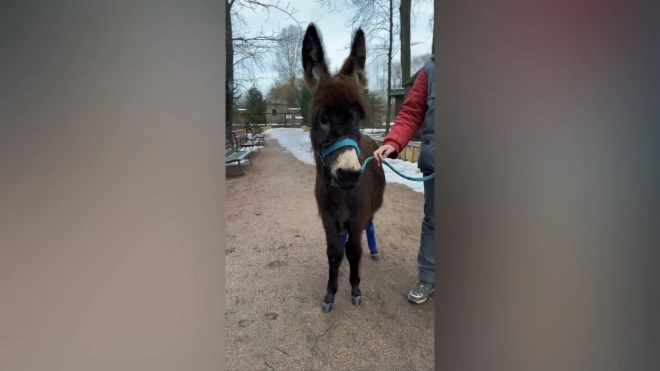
[321,216,344,313]
[345,222,364,306]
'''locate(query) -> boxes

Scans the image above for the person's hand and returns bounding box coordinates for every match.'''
[373,144,395,166]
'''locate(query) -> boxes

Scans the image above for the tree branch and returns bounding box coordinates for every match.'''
[239,0,302,24]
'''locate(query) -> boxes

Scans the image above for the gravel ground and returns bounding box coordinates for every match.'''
[225,136,434,371]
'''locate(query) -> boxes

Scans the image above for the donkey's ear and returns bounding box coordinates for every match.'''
[339,28,368,89]
[301,23,330,94]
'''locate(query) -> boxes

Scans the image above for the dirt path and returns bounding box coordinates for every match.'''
[225,135,434,371]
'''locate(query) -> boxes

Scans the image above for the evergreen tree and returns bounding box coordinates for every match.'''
[243,86,267,125]
[362,88,384,129]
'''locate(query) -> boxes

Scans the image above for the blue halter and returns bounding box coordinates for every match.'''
[319,138,361,167]
[320,137,435,189]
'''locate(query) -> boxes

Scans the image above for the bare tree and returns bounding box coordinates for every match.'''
[225,0,337,137]
[401,0,434,89]
[344,0,399,134]
[272,25,304,85]
[399,0,411,84]
[370,56,390,111]
[226,0,301,137]
[411,52,431,71]
[391,60,402,87]
[226,1,300,137]
[430,16,434,55]
[390,51,430,90]
[269,24,305,108]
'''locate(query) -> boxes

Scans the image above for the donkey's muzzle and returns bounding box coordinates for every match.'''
[333,168,361,190]
[327,145,362,190]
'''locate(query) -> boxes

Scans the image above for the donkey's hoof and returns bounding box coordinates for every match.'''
[322,302,333,313]
[370,253,380,261]
[351,296,362,306]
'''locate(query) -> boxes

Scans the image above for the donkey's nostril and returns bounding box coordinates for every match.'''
[337,168,361,180]
[335,168,361,189]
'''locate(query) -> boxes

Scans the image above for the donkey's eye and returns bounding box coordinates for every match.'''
[317,117,330,131]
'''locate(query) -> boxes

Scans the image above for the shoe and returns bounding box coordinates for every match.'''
[408,280,434,304]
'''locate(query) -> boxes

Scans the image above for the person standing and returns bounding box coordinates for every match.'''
[373,55,435,304]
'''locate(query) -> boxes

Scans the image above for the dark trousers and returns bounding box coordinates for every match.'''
[417,175,435,283]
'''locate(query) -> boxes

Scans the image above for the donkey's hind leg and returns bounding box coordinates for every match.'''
[321,216,344,313]
[345,222,364,306]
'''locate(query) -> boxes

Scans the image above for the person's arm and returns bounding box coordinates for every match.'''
[381,68,429,158]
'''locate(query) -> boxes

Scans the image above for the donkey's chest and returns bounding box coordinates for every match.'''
[329,201,352,224]
[319,193,358,223]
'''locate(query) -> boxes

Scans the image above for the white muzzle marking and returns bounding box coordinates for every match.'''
[329,147,361,177]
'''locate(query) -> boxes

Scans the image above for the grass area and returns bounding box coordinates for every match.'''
[301,126,310,132]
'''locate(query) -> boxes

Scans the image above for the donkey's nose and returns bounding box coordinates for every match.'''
[334,168,361,190]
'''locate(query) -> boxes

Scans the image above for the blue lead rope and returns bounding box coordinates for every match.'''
[361,156,435,182]
[321,138,434,187]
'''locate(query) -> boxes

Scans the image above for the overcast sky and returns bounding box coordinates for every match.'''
[236,0,434,94]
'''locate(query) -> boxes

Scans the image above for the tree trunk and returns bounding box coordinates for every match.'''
[385,0,393,135]
[431,28,435,55]
[225,0,234,141]
[400,0,411,83]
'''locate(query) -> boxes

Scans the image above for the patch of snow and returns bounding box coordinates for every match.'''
[378,158,426,193]
[361,128,386,134]
[266,128,426,194]
[265,128,315,165]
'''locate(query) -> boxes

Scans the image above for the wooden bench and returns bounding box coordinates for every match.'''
[225,140,253,176]
[231,130,260,153]
[245,124,265,146]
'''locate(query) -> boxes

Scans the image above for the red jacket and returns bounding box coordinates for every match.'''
[382,67,428,158]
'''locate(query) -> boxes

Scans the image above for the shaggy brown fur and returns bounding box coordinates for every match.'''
[301,23,386,313]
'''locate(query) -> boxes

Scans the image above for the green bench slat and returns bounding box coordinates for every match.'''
[225,150,251,163]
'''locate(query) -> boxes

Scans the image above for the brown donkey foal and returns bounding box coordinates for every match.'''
[301,23,386,313]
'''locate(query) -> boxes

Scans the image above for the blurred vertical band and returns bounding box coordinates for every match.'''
[0,1,226,370]
[434,1,659,370]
